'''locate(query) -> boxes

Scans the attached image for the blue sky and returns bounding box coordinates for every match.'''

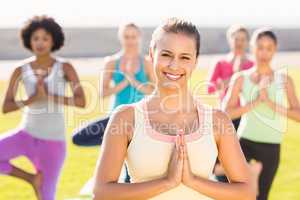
[0,0,299,27]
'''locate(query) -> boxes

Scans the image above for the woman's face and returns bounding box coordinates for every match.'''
[253,36,277,65]
[230,31,249,54]
[30,28,53,56]
[150,32,198,91]
[119,26,141,51]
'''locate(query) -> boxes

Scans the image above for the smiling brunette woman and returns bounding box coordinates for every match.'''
[92,18,255,200]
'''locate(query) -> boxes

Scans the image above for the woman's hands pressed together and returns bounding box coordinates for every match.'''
[166,129,195,189]
[258,75,271,102]
[23,77,48,106]
[166,134,184,188]
[34,77,48,100]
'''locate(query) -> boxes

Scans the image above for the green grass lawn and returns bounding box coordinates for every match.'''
[0,69,299,200]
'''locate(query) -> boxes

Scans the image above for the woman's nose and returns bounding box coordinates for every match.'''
[168,58,180,70]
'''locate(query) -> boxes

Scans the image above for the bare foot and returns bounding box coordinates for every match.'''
[32,171,43,200]
[250,162,263,196]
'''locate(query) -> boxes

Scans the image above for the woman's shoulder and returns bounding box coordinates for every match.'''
[195,101,233,143]
[194,101,215,119]
[9,66,23,80]
[233,67,255,81]
[273,70,290,87]
[103,53,121,67]
[15,56,35,68]
[110,103,138,124]
[12,57,36,75]
[214,59,230,68]
[193,99,230,121]
[244,58,255,66]
[211,108,234,142]
[107,104,139,140]
[211,108,230,122]
[196,101,227,119]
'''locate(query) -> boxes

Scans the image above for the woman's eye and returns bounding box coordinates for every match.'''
[182,57,190,60]
[161,53,170,57]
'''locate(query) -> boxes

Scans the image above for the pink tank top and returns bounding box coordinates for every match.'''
[125,100,218,200]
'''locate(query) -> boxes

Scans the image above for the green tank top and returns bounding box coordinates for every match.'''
[238,69,287,144]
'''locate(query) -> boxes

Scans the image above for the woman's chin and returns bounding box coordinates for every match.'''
[34,51,50,57]
[160,82,184,91]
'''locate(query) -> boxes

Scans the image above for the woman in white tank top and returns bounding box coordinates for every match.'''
[93,18,255,200]
[0,16,85,200]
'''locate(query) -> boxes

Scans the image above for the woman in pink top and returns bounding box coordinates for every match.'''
[208,25,255,183]
[208,25,254,130]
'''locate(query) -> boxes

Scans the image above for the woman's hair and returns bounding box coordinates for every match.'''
[20,15,65,52]
[118,22,141,38]
[250,28,278,47]
[150,18,201,57]
[226,24,250,42]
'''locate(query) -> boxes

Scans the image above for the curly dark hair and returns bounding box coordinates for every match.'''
[20,15,65,52]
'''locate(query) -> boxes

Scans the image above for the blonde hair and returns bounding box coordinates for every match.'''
[226,24,250,42]
[118,22,141,38]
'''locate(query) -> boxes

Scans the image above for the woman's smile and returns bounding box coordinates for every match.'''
[163,71,185,81]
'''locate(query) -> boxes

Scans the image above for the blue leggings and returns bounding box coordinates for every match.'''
[72,117,109,146]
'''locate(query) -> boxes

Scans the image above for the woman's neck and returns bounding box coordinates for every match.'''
[233,49,246,56]
[34,54,54,67]
[152,87,195,113]
[256,62,273,75]
[227,51,247,62]
[121,49,139,59]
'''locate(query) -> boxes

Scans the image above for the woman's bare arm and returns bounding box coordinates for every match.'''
[2,67,35,113]
[48,63,86,108]
[101,57,129,97]
[184,110,255,200]
[265,74,300,122]
[224,74,260,119]
[92,105,175,200]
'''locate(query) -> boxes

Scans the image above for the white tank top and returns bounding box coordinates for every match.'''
[19,60,66,141]
[125,100,218,200]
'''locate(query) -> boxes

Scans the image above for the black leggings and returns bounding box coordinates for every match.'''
[240,138,280,200]
[72,117,109,146]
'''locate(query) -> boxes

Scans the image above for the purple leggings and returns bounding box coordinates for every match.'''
[0,129,66,200]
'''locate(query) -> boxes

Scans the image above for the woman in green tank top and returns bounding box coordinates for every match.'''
[224,29,300,200]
